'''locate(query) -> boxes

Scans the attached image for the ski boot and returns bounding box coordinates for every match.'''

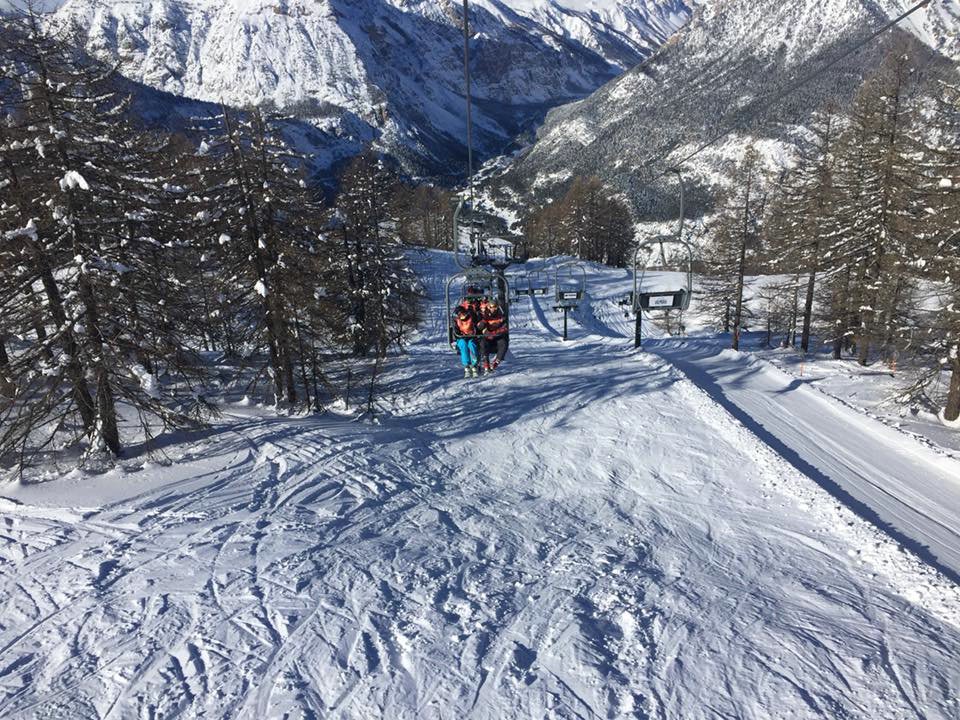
[491,359,501,372]
[483,361,492,375]
[464,367,471,379]
[470,365,479,378]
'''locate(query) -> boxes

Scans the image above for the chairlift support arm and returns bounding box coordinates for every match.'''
[633,169,693,314]
[554,260,587,300]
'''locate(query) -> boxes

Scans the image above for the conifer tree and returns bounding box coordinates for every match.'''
[522,200,565,258]
[829,50,923,366]
[906,76,960,421]
[394,184,455,249]
[765,109,839,352]
[192,107,329,405]
[331,151,421,362]
[521,177,633,265]
[0,11,205,461]
[702,147,766,349]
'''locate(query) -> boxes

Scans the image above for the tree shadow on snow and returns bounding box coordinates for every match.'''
[385,339,679,441]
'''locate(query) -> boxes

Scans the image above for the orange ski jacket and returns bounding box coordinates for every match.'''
[480,307,507,338]
[454,309,478,337]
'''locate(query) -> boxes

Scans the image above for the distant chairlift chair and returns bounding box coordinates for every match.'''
[553,261,587,342]
[632,238,694,348]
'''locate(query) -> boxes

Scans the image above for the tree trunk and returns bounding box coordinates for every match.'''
[270,296,297,405]
[78,267,121,455]
[832,268,850,360]
[789,283,799,348]
[0,338,12,401]
[293,315,312,410]
[23,289,53,361]
[65,180,121,455]
[366,356,382,415]
[121,222,152,373]
[801,260,817,352]
[857,327,871,366]
[857,265,875,367]
[310,343,322,412]
[36,253,96,432]
[196,260,214,352]
[880,274,904,360]
[95,367,121,455]
[732,180,752,351]
[945,352,960,423]
[0,336,10,400]
[259,206,297,404]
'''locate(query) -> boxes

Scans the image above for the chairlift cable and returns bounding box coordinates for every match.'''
[643,0,936,183]
[462,0,476,222]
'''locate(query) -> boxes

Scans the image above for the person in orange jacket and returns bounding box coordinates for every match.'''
[458,297,479,316]
[478,298,509,373]
[453,303,480,378]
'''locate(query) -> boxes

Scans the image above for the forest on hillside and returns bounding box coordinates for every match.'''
[0,15,429,464]
[695,46,960,423]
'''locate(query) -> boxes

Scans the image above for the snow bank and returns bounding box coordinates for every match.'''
[59,170,90,191]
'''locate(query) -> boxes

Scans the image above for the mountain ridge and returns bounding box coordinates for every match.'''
[495,0,960,215]
[49,0,699,175]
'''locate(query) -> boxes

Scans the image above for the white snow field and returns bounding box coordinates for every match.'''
[1,251,959,719]
[655,339,960,582]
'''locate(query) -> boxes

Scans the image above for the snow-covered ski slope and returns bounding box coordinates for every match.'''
[1,251,959,719]
[656,340,960,581]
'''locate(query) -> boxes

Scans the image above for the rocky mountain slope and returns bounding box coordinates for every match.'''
[498,0,960,214]
[49,0,698,175]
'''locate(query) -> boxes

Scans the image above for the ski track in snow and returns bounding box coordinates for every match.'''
[0,251,958,719]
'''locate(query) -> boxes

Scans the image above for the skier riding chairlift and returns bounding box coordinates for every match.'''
[478,297,509,374]
[453,303,481,378]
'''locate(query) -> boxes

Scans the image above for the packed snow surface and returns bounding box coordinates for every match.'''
[1,252,959,718]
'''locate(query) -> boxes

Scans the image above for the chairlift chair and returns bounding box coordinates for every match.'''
[632,238,694,313]
[552,261,587,341]
[630,166,694,347]
[452,198,530,272]
[527,270,550,296]
[453,199,486,268]
[632,237,694,348]
[554,262,587,309]
[446,1,526,355]
[508,272,529,299]
[445,268,511,345]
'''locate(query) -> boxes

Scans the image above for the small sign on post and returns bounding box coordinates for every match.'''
[639,291,685,311]
[553,261,587,341]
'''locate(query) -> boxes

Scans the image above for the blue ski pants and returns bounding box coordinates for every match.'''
[456,338,479,367]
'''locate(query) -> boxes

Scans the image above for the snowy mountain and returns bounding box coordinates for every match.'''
[499,0,960,212]
[49,0,698,175]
